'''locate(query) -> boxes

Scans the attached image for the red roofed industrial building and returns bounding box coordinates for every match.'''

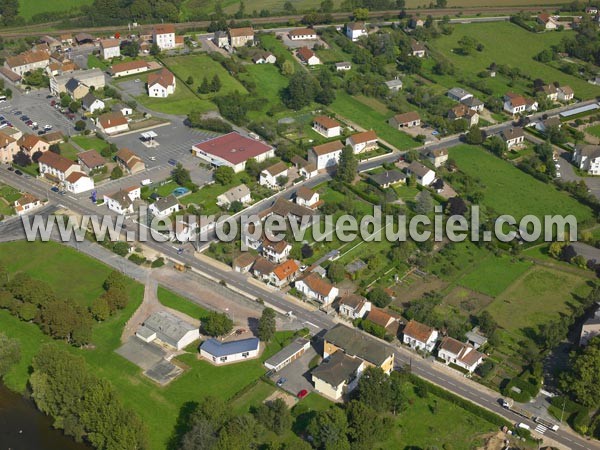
[192,132,275,173]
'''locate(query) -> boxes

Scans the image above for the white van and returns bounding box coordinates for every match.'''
[517,423,531,431]
[140,179,152,186]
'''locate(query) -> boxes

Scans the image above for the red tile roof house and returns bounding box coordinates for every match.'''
[97,111,129,135]
[18,134,49,156]
[269,259,300,287]
[192,132,275,173]
[259,161,288,188]
[288,28,318,40]
[14,193,43,216]
[438,336,485,373]
[115,148,145,174]
[100,38,121,59]
[402,319,439,352]
[294,272,339,305]
[308,140,344,170]
[345,130,377,154]
[388,111,420,129]
[262,238,292,263]
[153,24,177,50]
[64,171,95,194]
[296,47,321,66]
[147,68,176,98]
[0,131,19,164]
[38,151,80,182]
[312,116,342,138]
[295,186,320,209]
[110,60,151,78]
[77,149,105,174]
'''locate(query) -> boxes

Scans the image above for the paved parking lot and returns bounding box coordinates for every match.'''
[118,78,147,97]
[269,344,318,396]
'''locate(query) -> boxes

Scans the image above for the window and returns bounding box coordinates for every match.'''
[242,352,249,358]
[220,356,228,362]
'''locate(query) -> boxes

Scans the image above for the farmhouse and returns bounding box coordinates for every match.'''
[503,92,527,115]
[149,194,180,218]
[402,319,438,352]
[259,161,288,188]
[389,111,420,129]
[18,134,49,156]
[346,22,367,41]
[228,27,254,47]
[448,104,479,126]
[270,259,300,287]
[147,68,176,98]
[438,336,485,373]
[369,170,407,189]
[216,184,252,207]
[294,272,338,305]
[4,50,50,76]
[153,24,176,50]
[115,148,145,174]
[38,151,79,182]
[100,39,121,59]
[501,127,525,148]
[308,140,345,170]
[103,186,140,214]
[0,132,19,163]
[447,87,473,102]
[110,60,150,78]
[537,13,559,30]
[335,62,352,71]
[297,47,321,66]
[384,79,403,92]
[558,85,574,101]
[264,337,311,372]
[573,144,600,175]
[14,193,42,216]
[406,161,435,186]
[64,172,94,194]
[312,350,364,400]
[252,52,276,64]
[461,97,484,112]
[200,337,260,364]
[213,31,229,48]
[289,28,318,40]
[338,294,371,320]
[81,92,105,114]
[313,116,342,138]
[323,323,394,374]
[427,148,449,167]
[295,186,320,208]
[97,111,129,135]
[410,40,426,57]
[346,130,377,154]
[136,311,199,350]
[192,132,275,173]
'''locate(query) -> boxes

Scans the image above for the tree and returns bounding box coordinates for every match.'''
[336,146,357,184]
[415,190,433,215]
[257,307,276,342]
[90,296,111,321]
[186,76,194,85]
[560,337,600,408]
[198,76,211,94]
[465,125,484,144]
[49,143,61,154]
[252,398,292,435]
[203,311,233,337]
[121,40,140,57]
[276,175,289,187]
[149,43,160,56]
[244,158,260,178]
[477,310,498,336]
[353,8,369,21]
[13,151,31,167]
[75,120,86,131]
[211,74,222,92]
[172,163,192,186]
[0,0,19,25]
[367,286,391,308]
[301,244,314,259]
[457,35,477,55]
[356,367,392,412]
[346,400,386,447]
[445,197,467,216]
[327,262,345,283]
[487,135,507,156]
[0,333,20,378]
[282,72,318,110]
[281,60,295,76]
[307,406,350,450]
[214,166,235,185]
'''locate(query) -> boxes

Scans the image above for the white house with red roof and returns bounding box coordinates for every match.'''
[192,132,275,173]
[312,116,342,138]
[346,130,377,154]
[65,171,94,194]
[97,111,129,135]
[147,68,176,98]
[438,336,485,373]
[100,39,120,59]
[402,320,438,352]
[503,93,527,115]
[103,186,141,214]
[296,47,321,66]
[294,272,339,305]
[153,24,176,50]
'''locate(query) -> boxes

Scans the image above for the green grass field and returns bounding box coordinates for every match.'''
[449,144,594,222]
[586,124,600,139]
[330,91,418,151]
[59,141,80,161]
[71,135,109,152]
[17,0,92,20]
[458,254,532,297]
[157,286,210,320]
[0,184,19,215]
[485,266,591,333]
[427,22,598,99]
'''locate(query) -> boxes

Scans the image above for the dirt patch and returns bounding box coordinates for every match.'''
[264,390,297,408]
[443,286,495,316]
[390,274,449,308]
[476,431,507,450]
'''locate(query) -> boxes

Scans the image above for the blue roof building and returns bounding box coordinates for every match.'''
[200,337,260,365]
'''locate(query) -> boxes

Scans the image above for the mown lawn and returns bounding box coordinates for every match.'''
[458,254,532,297]
[157,286,210,320]
[427,21,597,99]
[330,91,418,151]
[0,241,299,450]
[449,144,594,223]
[59,141,80,161]
[71,135,109,152]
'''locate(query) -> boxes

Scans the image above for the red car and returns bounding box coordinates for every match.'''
[297,389,308,399]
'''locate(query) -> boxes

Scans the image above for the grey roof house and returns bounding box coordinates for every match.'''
[136,311,200,350]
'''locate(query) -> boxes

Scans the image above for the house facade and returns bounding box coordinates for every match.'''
[100,39,121,59]
[573,144,600,175]
[64,172,94,194]
[297,47,321,66]
[406,161,435,186]
[38,151,79,182]
[313,116,342,138]
[338,294,371,320]
[259,161,288,188]
[295,186,320,208]
[228,27,254,47]
[147,68,176,98]
[0,132,19,164]
[308,140,344,170]
[153,24,176,50]
[402,320,438,352]
[346,130,377,154]
[216,184,252,207]
[427,148,448,167]
[103,186,141,214]
[97,111,129,135]
[115,148,145,174]
[389,111,420,129]
[14,193,42,216]
[501,127,525,148]
[312,351,364,400]
[200,338,260,365]
[295,272,338,305]
[346,22,367,41]
[289,28,317,40]
[149,194,180,218]
[438,336,485,373]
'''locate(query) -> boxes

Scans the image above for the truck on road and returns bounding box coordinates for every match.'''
[501,398,534,421]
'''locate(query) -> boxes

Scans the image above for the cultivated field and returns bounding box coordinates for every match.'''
[449,144,594,223]
[427,22,598,99]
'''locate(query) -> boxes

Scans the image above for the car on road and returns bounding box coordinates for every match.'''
[38,130,46,135]
[168,159,178,166]
[44,124,52,130]
[0,116,5,121]
[46,95,53,99]
[50,100,56,107]
[140,179,152,186]
[20,116,29,122]
[14,170,23,176]
[276,377,287,387]
[25,120,33,126]
[7,167,14,171]
[297,389,308,399]
[13,111,22,116]
[51,186,59,193]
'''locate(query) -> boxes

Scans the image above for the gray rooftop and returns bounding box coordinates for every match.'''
[312,351,363,386]
[465,329,488,346]
[461,97,484,107]
[324,324,392,366]
[407,161,433,178]
[200,337,260,357]
[264,337,310,369]
[143,311,197,342]
[137,325,156,339]
[369,169,407,186]
[385,79,403,89]
[219,184,250,203]
[152,194,179,212]
[65,78,81,93]
[448,87,473,99]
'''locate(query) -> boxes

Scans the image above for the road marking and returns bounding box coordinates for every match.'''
[534,424,547,435]
[304,321,319,329]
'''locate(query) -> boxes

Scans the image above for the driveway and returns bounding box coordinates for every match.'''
[556,149,600,200]
[269,344,318,396]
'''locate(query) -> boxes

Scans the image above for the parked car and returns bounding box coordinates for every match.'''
[14,169,23,176]
[0,116,5,121]
[276,377,287,387]
[38,130,46,135]
[50,186,59,193]
[44,124,52,130]
[297,390,308,399]
[7,167,14,171]
[13,111,22,116]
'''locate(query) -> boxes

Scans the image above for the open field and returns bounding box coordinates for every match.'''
[18,0,91,20]
[458,254,532,297]
[586,124,600,139]
[427,22,598,99]
[449,144,594,222]
[0,241,299,450]
[157,286,210,320]
[330,91,418,150]
[485,266,591,333]
[0,184,20,215]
